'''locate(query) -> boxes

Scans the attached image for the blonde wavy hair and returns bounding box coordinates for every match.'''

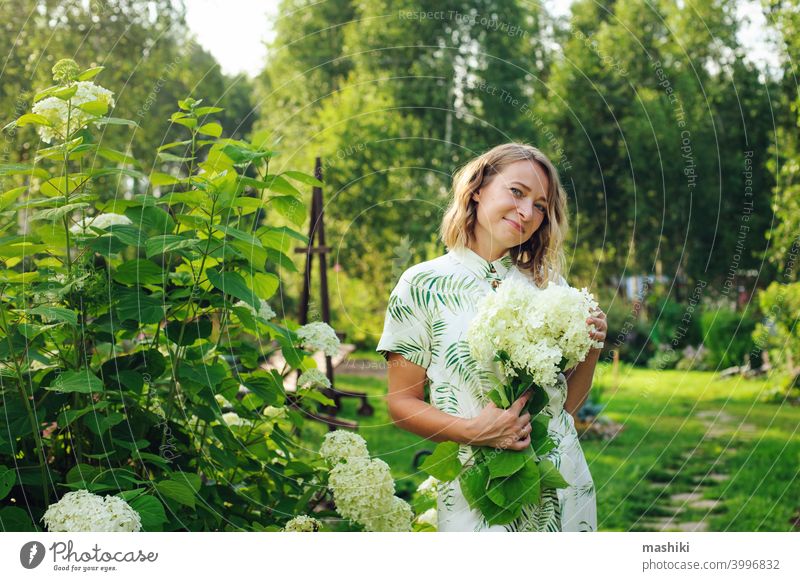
[440,142,568,287]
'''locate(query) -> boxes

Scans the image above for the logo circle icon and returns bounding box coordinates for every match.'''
[20,541,46,569]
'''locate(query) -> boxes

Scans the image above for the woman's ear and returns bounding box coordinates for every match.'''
[471,189,481,203]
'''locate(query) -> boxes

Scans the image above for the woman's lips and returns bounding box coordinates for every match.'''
[503,217,522,233]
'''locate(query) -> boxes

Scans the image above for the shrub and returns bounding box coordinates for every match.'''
[0,60,346,531]
[700,307,759,369]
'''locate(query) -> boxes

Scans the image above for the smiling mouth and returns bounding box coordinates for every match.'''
[503,218,523,233]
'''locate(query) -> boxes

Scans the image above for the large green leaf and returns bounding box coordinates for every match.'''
[165,316,212,346]
[27,306,78,326]
[270,195,305,226]
[128,495,167,531]
[487,449,529,479]
[420,441,462,481]
[154,480,196,509]
[0,465,15,500]
[112,259,164,285]
[45,368,104,394]
[145,235,199,258]
[206,267,259,310]
[115,288,164,324]
[539,459,570,489]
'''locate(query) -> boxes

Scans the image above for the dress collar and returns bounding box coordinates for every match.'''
[448,245,515,284]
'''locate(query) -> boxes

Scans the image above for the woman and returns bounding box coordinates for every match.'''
[376,142,607,532]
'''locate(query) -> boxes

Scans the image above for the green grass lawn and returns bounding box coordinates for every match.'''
[300,360,800,531]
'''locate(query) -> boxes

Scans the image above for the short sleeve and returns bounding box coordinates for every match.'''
[376,274,432,369]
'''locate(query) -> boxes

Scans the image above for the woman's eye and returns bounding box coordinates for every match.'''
[535,204,546,212]
[510,187,524,197]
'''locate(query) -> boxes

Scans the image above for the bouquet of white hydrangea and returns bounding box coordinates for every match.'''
[467,278,603,403]
[41,489,141,532]
[421,277,603,526]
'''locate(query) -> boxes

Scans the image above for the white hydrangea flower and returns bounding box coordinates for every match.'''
[262,405,287,421]
[41,489,141,532]
[296,321,340,357]
[415,507,438,527]
[221,412,245,427]
[319,430,369,465]
[70,212,132,234]
[297,368,331,390]
[31,81,115,144]
[282,514,322,532]
[467,278,600,390]
[214,394,231,407]
[416,475,439,495]
[328,457,396,528]
[362,495,414,532]
[233,299,275,322]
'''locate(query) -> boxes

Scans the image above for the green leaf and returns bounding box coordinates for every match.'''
[10,113,52,128]
[96,147,136,165]
[539,459,570,489]
[85,412,125,436]
[27,306,78,326]
[282,170,324,187]
[0,186,26,211]
[195,106,224,116]
[197,122,222,137]
[114,288,164,324]
[57,401,110,429]
[271,195,306,226]
[420,441,462,481]
[206,267,259,310]
[486,457,540,509]
[45,368,104,394]
[77,66,104,81]
[177,361,227,390]
[149,172,181,186]
[52,85,78,100]
[154,480,196,509]
[93,117,138,128]
[0,506,35,531]
[0,465,15,500]
[248,272,279,300]
[487,449,529,479]
[0,163,50,180]
[76,100,109,116]
[112,259,165,285]
[165,316,213,346]
[129,495,168,531]
[460,462,490,509]
[242,372,285,407]
[214,224,262,248]
[33,85,59,102]
[263,175,303,197]
[145,235,199,258]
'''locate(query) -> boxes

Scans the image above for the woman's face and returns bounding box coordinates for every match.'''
[471,159,550,250]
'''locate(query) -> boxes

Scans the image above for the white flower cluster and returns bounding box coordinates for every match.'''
[319,430,369,464]
[41,489,141,532]
[297,368,331,390]
[70,212,132,234]
[283,514,322,532]
[320,430,412,532]
[31,81,115,144]
[222,411,247,427]
[467,278,602,389]
[296,322,340,357]
[233,299,276,322]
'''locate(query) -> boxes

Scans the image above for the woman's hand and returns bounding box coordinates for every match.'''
[465,390,533,450]
[588,306,608,347]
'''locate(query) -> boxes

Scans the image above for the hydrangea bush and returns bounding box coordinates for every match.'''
[0,59,349,532]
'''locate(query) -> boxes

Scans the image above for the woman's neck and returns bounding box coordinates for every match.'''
[466,237,510,263]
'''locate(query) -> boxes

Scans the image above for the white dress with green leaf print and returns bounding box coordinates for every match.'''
[377,245,597,532]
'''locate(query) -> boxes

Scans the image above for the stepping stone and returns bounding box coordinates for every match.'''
[689,499,721,511]
[676,521,709,532]
[670,491,704,503]
[707,472,730,483]
[695,410,736,422]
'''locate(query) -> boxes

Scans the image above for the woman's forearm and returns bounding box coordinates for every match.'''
[387,396,475,444]
[564,348,601,417]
